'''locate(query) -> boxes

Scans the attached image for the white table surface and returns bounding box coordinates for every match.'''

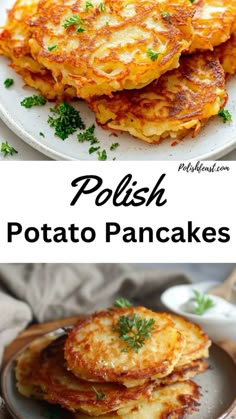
[0,116,236,161]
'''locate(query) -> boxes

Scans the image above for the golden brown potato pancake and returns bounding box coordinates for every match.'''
[89,52,227,144]
[215,32,236,78]
[1,0,194,99]
[156,358,208,385]
[32,335,154,416]
[64,307,185,387]
[189,0,236,52]
[72,380,200,419]
[15,334,55,398]
[166,314,211,367]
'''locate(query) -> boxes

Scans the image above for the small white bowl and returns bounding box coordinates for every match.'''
[161,281,236,342]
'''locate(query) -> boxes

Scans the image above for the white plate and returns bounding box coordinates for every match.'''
[0,0,236,160]
[1,329,236,419]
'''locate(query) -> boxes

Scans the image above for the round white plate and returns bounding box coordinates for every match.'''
[0,0,236,160]
[1,330,236,419]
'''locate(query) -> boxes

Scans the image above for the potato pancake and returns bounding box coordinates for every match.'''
[166,314,211,367]
[15,334,55,398]
[215,32,236,78]
[72,381,200,419]
[1,0,194,99]
[64,307,185,387]
[0,0,76,100]
[189,0,236,52]
[32,335,154,416]
[156,358,208,385]
[89,52,227,144]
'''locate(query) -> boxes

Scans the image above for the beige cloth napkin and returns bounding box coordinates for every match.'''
[0,263,190,366]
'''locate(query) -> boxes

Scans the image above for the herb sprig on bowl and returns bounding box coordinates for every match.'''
[192,290,215,315]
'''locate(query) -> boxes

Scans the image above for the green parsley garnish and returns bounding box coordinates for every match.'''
[4,78,14,88]
[161,11,171,22]
[147,48,160,62]
[48,101,85,140]
[63,15,88,33]
[89,145,100,154]
[92,386,106,401]
[192,290,215,315]
[218,108,232,123]
[85,1,93,10]
[110,142,119,151]
[1,141,18,157]
[77,124,98,144]
[39,132,45,137]
[98,2,105,12]
[113,298,133,308]
[189,0,195,3]
[113,314,155,353]
[20,95,46,108]
[48,45,57,51]
[97,149,107,160]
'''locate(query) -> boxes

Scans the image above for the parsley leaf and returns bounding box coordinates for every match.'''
[113,314,155,353]
[147,48,160,62]
[218,108,232,123]
[21,95,46,108]
[92,386,106,400]
[192,290,215,315]
[1,141,18,157]
[113,298,133,308]
[77,124,98,144]
[4,78,14,88]
[161,11,171,22]
[110,142,119,151]
[89,145,100,154]
[85,1,93,10]
[98,2,105,12]
[63,15,88,33]
[48,101,85,140]
[48,44,57,51]
[97,149,107,160]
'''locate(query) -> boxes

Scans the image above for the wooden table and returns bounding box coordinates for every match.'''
[1,317,236,418]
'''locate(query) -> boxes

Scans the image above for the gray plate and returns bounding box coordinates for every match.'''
[1,330,236,419]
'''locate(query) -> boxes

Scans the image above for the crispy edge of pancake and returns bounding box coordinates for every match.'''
[64,307,185,387]
[215,32,236,78]
[72,380,200,419]
[156,358,208,385]
[32,335,155,416]
[88,52,227,144]
[166,314,211,367]
[189,0,236,53]
[15,334,55,398]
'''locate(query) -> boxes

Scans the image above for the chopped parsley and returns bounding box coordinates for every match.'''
[97,149,107,160]
[1,141,18,157]
[147,48,160,62]
[113,314,155,353]
[48,101,85,140]
[39,132,45,137]
[4,78,14,88]
[189,0,195,2]
[192,290,215,315]
[89,145,100,154]
[85,1,93,10]
[48,44,57,51]
[98,2,105,12]
[77,124,98,144]
[110,142,119,151]
[113,298,133,308]
[218,108,232,123]
[92,386,106,401]
[63,15,88,33]
[161,11,171,22]
[20,95,46,108]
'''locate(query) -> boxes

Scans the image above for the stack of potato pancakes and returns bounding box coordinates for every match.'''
[0,0,236,144]
[16,306,211,418]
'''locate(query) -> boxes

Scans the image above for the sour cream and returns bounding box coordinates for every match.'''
[181,294,236,319]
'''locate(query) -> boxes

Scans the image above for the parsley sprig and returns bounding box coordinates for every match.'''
[48,101,85,140]
[113,298,133,308]
[4,78,14,88]
[113,314,155,353]
[63,15,88,33]
[92,386,106,400]
[20,95,46,108]
[192,290,215,315]
[218,108,232,123]
[147,48,160,62]
[1,141,18,157]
